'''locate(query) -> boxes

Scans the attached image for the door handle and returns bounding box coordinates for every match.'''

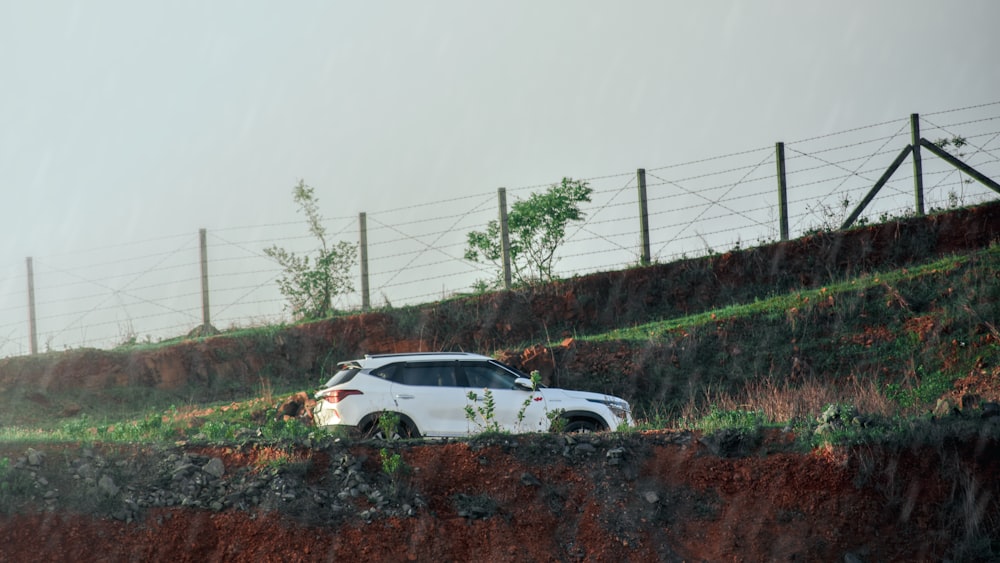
[395,394,415,399]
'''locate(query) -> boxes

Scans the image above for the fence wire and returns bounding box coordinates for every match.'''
[2,104,999,357]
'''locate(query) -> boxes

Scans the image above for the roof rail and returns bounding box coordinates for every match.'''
[364,351,479,359]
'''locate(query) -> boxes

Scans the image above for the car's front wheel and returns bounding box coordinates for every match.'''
[562,419,601,433]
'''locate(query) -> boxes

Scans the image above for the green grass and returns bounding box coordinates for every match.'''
[684,404,772,434]
[0,391,328,446]
[587,249,977,343]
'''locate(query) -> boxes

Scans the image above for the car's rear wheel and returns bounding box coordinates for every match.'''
[361,413,420,440]
[563,419,601,433]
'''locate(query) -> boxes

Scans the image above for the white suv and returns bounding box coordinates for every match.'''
[312,352,634,438]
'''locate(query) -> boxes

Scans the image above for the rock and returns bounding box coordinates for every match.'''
[203,458,225,479]
[643,491,660,504]
[606,447,626,459]
[700,428,762,458]
[26,448,44,466]
[98,475,120,497]
[172,463,198,477]
[520,472,541,487]
[77,463,97,480]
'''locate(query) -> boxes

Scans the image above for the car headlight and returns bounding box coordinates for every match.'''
[588,398,631,419]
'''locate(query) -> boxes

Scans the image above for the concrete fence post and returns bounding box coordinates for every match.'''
[359,212,370,310]
[637,169,651,265]
[776,142,789,241]
[498,188,512,290]
[911,113,925,216]
[26,257,37,355]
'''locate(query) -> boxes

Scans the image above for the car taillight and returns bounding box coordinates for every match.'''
[321,389,363,404]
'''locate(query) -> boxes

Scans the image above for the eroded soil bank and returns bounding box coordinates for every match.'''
[2,427,999,562]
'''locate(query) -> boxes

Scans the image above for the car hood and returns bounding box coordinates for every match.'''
[543,387,630,407]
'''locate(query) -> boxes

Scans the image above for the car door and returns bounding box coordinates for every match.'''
[388,361,469,437]
[460,360,548,433]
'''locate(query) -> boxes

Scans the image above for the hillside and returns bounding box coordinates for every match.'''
[1,201,1000,561]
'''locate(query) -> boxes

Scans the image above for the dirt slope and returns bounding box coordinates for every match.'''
[2,426,999,562]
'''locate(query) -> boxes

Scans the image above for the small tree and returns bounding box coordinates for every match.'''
[264,181,358,319]
[465,177,592,287]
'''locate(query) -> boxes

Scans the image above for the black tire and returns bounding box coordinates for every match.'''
[563,419,600,433]
[361,414,419,440]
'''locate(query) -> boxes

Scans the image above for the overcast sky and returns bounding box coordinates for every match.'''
[1,1,999,351]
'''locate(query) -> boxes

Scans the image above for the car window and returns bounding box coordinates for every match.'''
[369,363,399,380]
[462,362,517,389]
[397,363,457,387]
[321,365,360,388]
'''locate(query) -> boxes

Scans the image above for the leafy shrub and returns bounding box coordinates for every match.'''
[465,177,593,286]
[884,366,954,410]
[465,389,500,433]
[263,180,358,319]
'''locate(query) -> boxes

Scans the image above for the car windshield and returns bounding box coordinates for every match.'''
[489,360,546,387]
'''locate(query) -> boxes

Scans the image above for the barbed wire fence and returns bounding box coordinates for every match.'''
[2,103,998,358]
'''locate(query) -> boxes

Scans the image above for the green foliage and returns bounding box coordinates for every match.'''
[546,408,567,433]
[465,389,500,433]
[884,366,954,410]
[102,414,169,442]
[631,406,674,431]
[376,411,402,440]
[464,372,570,435]
[199,419,237,442]
[692,405,769,434]
[515,371,543,429]
[465,177,592,286]
[379,447,404,477]
[259,417,313,441]
[378,447,409,497]
[264,180,358,319]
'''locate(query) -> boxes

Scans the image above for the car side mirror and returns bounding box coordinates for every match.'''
[514,377,535,391]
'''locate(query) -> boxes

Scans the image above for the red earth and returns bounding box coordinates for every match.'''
[2,423,999,562]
